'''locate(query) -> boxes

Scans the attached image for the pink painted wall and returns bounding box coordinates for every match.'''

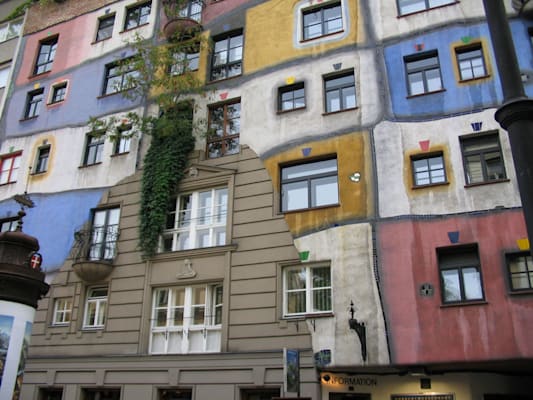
[378,209,533,365]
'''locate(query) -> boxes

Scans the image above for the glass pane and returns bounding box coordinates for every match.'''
[311,175,339,207]
[287,268,306,290]
[287,292,306,314]
[172,308,184,326]
[442,269,461,302]
[463,267,483,300]
[155,309,167,327]
[313,288,331,312]
[399,0,426,14]
[465,155,483,184]
[312,267,331,288]
[282,180,308,211]
[198,190,213,225]
[485,151,505,180]
[426,68,442,92]
[429,0,455,7]
[342,86,356,109]
[511,273,530,290]
[173,288,186,306]
[156,289,168,307]
[197,230,210,247]
[282,159,337,180]
[178,194,192,227]
[408,72,425,95]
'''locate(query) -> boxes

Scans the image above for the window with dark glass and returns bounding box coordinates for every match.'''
[38,387,63,400]
[34,36,58,75]
[34,145,50,174]
[241,388,281,400]
[114,126,132,155]
[210,30,243,81]
[460,132,506,185]
[88,207,120,260]
[278,82,305,112]
[124,1,151,30]
[0,218,18,232]
[411,152,446,186]
[102,58,138,95]
[404,50,443,96]
[50,82,67,104]
[96,14,115,41]
[81,388,120,400]
[283,264,332,316]
[397,0,456,16]
[83,133,105,166]
[281,158,339,212]
[302,1,342,40]
[506,252,533,291]
[179,0,203,21]
[158,389,193,400]
[207,100,240,158]
[24,88,44,118]
[169,51,199,75]
[455,43,487,81]
[437,244,484,304]
[324,71,356,113]
[0,152,21,184]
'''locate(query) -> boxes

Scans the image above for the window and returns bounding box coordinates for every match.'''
[411,153,446,186]
[34,145,50,174]
[283,264,332,316]
[0,19,23,43]
[437,245,484,304]
[0,67,9,88]
[397,0,456,15]
[96,14,115,41]
[114,126,132,154]
[89,207,120,260]
[83,287,108,328]
[83,133,105,166]
[241,388,281,400]
[281,158,339,212]
[82,388,120,400]
[324,71,356,113]
[278,82,305,112]
[150,284,223,354]
[124,1,151,30]
[302,1,342,40]
[207,101,240,158]
[0,152,22,185]
[170,52,199,75]
[460,132,506,185]
[506,252,533,291]
[158,389,192,400]
[50,82,67,104]
[34,36,58,75]
[24,88,44,119]
[404,51,443,96]
[161,188,228,252]
[52,298,72,325]
[179,0,203,22]
[0,218,18,232]
[392,395,454,400]
[38,387,63,400]
[102,58,138,95]
[455,44,487,81]
[210,30,243,81]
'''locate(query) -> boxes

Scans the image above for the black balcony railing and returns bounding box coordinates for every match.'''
[73,226,119,262]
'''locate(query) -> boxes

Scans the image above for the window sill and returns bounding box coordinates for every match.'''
[283,312,334,320]
[207,73,243,85]
[19,116,39,122]
[322,106,358,116]
[282,203,340,214]
[412,181,449,190]
[97,89,133,99]
[440,300,487,308]
[31,170,48,176]
[509,289,533,296]
[91,37,112,45]
[300,29,345,44]
[79,162,102,169]
[277,106,306,115]
[28,70,51,80]
[464,178,509,188]
[111,151,130,157]
[153,243,238,261]
[397,1,460,18]
[120,22,150,34]
[0,181,17,187]
[406,89,446,99]
[47,100,64,107]
[458,74,491,84]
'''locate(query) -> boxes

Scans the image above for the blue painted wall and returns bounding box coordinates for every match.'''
[1,46,141,138]
[384,19,533,119]
[0,189,106,273]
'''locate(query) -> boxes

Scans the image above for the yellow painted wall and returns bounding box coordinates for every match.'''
[263,132,372,237]
[244,0,360,74]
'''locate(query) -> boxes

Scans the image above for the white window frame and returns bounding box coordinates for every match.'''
[161,187,228,252]
[83,286,108,329]
[283,264,332,317]
[295,0,348,45]
[0,152,22,185]
[397,0,456,16]
[0,19,23,43]
[150,284,223,354]
[52,298,73,325]
[88,207,120,261]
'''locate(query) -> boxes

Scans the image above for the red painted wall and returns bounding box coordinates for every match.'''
[378,209,533,365]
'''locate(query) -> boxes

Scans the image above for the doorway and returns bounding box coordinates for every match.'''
[330,393,371,400]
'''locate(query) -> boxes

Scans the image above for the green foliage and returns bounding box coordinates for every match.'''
[1,0,32,23]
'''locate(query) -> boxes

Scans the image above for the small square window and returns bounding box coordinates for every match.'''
[50,82,67,104]
[324,71,356,113]
[178,0,203,22]
[83,133,105,166]
[83,286,108,329]
[283,264,332,316]
[52,298,72,325]
[411,152,446,186]
[34,36,58,75]
[207,100,240,158]
[210,30,243,81]
[404,50,443,96]
[38,387,63,400]
[102,58,139,95]
[114,126,132,155]
[437,244,484,304]
[169,51,199,75]
[455,43,488,81]
[281,158,339,212]
[460,132,506,185]
[0,152,22,184]
[506,252,533,292]
[24,88,44,119]
[302,1,343,41]
[124,1,152,30]
[397,0,456,16]
[96,14,115,41]
[278,82,305,112]
[34,145,50,174]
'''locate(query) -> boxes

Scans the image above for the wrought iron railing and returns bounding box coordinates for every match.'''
[73,226,120,262]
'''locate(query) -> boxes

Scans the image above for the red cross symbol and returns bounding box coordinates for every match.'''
[30,252,42,270]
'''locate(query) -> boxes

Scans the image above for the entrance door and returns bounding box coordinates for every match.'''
[330,394,371,400]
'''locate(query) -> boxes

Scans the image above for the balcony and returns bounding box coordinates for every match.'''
[71,227,119,283]
[162,1,203,43]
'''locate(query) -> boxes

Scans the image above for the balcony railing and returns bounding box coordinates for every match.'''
[73,226,120,262]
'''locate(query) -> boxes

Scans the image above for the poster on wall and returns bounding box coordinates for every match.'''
[0,315,14,387]
[12,321,32,400]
